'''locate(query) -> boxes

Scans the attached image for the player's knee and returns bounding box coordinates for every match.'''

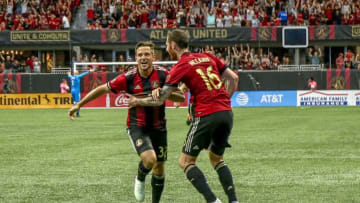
[152,162,164,176]
[178,156,186,170]
[209,151,224,168]
[178,154,196,171]
[142,153,157,168]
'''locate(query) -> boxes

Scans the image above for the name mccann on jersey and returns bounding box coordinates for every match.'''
[189,57,210,66]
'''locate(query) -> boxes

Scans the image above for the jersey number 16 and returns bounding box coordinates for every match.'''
[196,66,222,91]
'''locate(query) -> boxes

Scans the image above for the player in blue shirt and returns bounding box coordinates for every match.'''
[68,70,89,117]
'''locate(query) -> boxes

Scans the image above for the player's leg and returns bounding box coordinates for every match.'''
[76,92,81,116]
[71,90,80,117]
[151,162,165,203]
[149,128,167,203]
[208,111,238,203]
[127,127,157,202]
[179,117,219,203]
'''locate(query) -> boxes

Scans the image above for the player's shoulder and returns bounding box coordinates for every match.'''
[124,68,138,77]
[153,65,168,72]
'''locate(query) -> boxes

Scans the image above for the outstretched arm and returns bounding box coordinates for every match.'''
[78,71,90,78]
[128,85,177,107]
[168,88,186,102]
[68,83,111,119]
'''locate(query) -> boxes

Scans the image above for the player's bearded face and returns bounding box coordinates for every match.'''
[166,39,177,60]
[136,46,153,71]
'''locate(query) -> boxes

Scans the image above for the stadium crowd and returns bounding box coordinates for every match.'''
[1,0,360,73]
[86,0,360,30]
[2,45,360,73]
[0,0,80,30]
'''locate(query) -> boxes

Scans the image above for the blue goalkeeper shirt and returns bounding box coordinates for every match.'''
[68,72,89,102]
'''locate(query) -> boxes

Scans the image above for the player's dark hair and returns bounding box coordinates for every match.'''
[167,29,190,49]
[135,41,155,52]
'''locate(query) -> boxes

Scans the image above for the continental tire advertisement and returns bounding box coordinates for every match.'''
[0,93,72,109]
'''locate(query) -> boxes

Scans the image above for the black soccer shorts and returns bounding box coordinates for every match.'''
[182,110,233,157]
[127,126,168,162]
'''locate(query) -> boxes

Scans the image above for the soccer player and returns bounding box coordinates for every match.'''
[127,30,239,203]
[68,70,89,117]
[68,41,185,203]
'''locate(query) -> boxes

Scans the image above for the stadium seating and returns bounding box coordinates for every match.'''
[0,0,80,30]
[86,0,360,29]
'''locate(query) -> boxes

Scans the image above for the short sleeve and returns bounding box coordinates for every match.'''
[107,73,127,93]
[165,64,188,87]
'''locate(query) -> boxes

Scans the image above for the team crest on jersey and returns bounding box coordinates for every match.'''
[152,81,159,89]
[136,139,143,147]
[135,84,141,90]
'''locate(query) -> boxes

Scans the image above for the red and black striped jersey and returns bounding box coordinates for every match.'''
[108,66,169,129]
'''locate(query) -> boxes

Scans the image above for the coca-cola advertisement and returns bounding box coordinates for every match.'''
[82,93,189,108]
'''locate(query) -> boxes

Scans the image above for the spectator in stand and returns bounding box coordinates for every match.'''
[33,56,41,73]
[87,2,95,23]
[278,6,287,25]
[216,14,224,28]
[354,52,360,66]
[345,60,353,69]
[100,13,109,28]
[62,13,70,29]
[138,3,149,29]
[127,12,137,29]
[116,54,127,73]
[60,78,70,93]
[108,17,117,28]
[336,53,345,69]
[223,11,233,28]
[271,56,281,70]
[233,11,242,27]
[187,11,196,27]
[260,52,271,70]
[0,62,4,73]
[0,21,6,30]
[345,49,354,64]
[205,8,216,27]
[0,52,15,74]
[25,56,33,73]
[117,16,128,29]
[252,54,261,70]
[307,77,317,90]
[308,47,322,65]
[333,9,343,24]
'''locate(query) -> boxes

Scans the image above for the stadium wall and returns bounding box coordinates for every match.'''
[1,25,360,48]
[1,70,359,94]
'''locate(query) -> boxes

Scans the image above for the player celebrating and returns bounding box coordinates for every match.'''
[68,41,185,203]
[127,30,239,203]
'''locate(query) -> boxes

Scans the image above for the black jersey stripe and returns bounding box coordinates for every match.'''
[126,73,137,127]
[141,75,153,128]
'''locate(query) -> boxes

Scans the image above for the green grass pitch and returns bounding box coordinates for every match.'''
[1,107,360,203]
